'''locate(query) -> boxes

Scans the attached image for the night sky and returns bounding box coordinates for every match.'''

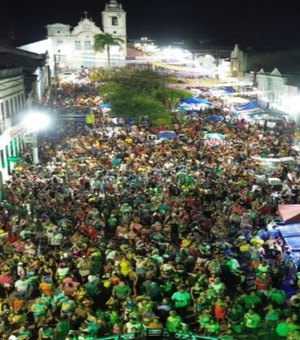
[0,0,299,49]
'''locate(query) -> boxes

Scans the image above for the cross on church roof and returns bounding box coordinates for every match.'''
[84,11,88,19]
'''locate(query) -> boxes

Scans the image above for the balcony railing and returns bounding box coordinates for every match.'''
[71,329,219,340]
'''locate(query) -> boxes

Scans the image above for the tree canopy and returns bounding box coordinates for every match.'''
[90,67,192,125]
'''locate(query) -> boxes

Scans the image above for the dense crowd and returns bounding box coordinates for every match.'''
[0,77,300,340]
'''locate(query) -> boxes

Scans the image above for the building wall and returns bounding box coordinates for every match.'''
[230,45,300,115]
[255,69,286,108]
[0,68,26,183]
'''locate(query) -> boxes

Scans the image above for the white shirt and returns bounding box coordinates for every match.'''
[15,279,28,292]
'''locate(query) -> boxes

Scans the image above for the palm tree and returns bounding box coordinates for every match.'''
[94,33,124,68]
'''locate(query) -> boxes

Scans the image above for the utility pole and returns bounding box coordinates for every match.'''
[32,132,39,164]
[54,49,61,82]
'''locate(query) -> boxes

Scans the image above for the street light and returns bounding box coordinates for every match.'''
[55,49,61,81]
[22,111,51,164]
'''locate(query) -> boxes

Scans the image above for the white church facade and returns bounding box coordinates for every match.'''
[19,0,127,74]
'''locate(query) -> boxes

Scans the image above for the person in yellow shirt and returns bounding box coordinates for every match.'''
[119,255,133,277]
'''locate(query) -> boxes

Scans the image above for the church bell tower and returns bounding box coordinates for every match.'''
[102,0,127,55]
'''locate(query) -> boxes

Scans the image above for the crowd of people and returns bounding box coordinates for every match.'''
[0,74,300,340]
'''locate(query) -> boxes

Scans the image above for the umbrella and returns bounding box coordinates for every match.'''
[157,131,178,140]
[99,103,112,108]
[204,115,224,122]
[205,133,225,140]
[101,107,111,113]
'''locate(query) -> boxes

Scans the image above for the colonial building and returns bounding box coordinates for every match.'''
[230,44,300,113]
[0,45,49,184]
[19,0,127,73]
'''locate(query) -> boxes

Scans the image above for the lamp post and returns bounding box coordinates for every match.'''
[22,111,51,164]
[32,132,39,164]
[55,49,61,81]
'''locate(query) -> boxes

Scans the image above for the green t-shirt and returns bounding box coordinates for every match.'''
[166,315,182,332]
[244,312,261,329]
[265,309,280,321]
[287,323,300,333]
[113,284,131,299]
[85,282,99,298]
[199,314,212,327]
[171,291,190,308]
[206,322,220,334]
[276,322,289,337]
[240,294,261,309]
[268,290,286,305]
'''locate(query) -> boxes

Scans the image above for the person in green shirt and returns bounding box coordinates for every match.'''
[268,288,286,307]
[14,325,32,340]
[198,309,212,333]
[31,300,48,324]
[264,303,281,330]
[38,326,54,340]
[243,309,261,335]
[276,320,289,338]
[166,310,183,335]
[55,318,71,340]
[286,315,300,337]
[205,318,220,337]
[226,304,244,335]
[288,329,300,340]
[171,285,191,310]
[84,279,100,300]
[238,290,262,310]
[112,280,131,300]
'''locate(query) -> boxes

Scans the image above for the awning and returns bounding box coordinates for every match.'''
[278,204,300,223]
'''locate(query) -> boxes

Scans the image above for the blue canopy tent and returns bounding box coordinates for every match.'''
[157,131,178,140]
[248,112,268,120]
[277,222,300,260]
[204,115,224,122]
[234,101,266,113]
[180,98,213,106]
